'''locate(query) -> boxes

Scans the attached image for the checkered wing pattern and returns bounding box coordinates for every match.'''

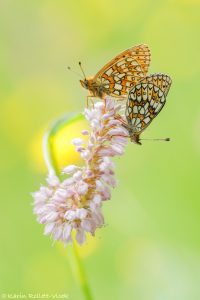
[139,73,172,96]
[125,74,171,133]
[94,44,151,97]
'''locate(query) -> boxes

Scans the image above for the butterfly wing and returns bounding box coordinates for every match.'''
[125,76,171,133]
[139,73,172,97]
[93,44,151,98]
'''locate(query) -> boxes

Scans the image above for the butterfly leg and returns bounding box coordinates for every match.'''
[114,114,127,127]
[111,133,129,139]
[86,95,95,108]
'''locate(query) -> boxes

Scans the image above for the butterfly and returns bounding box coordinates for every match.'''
[79,44,151,100]
[121,73,172,145]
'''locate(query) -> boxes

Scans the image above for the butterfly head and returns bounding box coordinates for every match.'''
[127,126,142,145]
[124,123,142,145]
[130,133,142,145]
[80,77,95,93]
[80,78,91,90]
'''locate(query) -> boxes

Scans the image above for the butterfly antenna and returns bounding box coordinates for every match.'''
[140,138,170,142]
[67,66,83,78]
[79,61,87,79]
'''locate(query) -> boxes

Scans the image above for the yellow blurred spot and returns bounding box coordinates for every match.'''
[30,116,90,173]
[52,117,89,170]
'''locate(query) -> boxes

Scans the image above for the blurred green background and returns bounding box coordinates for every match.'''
[1,0,200,299]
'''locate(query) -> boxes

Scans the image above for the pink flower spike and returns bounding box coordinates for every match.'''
[32,96,128,246]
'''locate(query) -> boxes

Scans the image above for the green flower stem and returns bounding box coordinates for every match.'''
[43,113,94,300]
[67,242,94,300]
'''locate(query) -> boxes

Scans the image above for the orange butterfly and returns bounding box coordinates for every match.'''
[79,44,151,100]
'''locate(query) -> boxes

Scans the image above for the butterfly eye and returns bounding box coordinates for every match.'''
[84,80,88,88]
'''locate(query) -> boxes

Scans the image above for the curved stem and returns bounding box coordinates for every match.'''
[43,113,94,300]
